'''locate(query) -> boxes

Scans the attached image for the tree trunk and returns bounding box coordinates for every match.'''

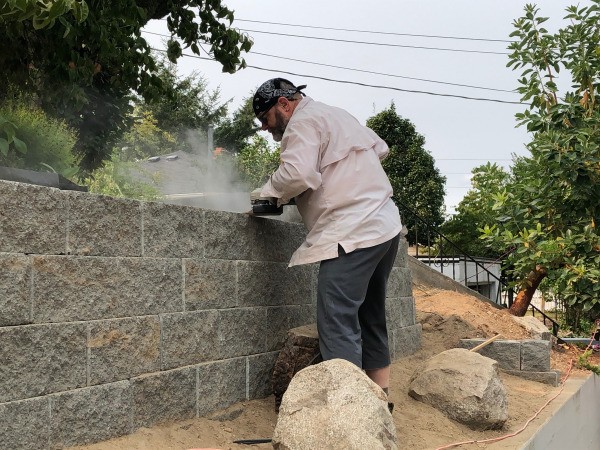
[508,266,548,317]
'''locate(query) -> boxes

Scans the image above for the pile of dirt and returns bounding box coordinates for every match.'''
[71,286,597,450]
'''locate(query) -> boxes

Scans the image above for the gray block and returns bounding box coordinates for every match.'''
[88,317,161,385]
[251,216,306,262]
[393,237,409,268]
[386,296,416,329]
[197,358,246,416]
[218,308,267,359]
[0,254,31,326]
[265,305,315,352]
[184,259,237,310]
[132,367,196,429]
[32,256,183,322]
[238,261,313,307]
[521,340,551,372]
[204,211,255,260]
[502,370,560,387]
[49,381,132,448]
[160,310,219,370]
[387,267,413,298]
[0,180,66,255]
[391,324,422,360]
[142,202,204,258]
[459,339,521,371]
[0,323,87,402]
[66,191,142,256]
[0,397,50,450]
[248,352,279,400]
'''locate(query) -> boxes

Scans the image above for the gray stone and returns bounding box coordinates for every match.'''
[184,258,237,310]
[32,256,183,322]
[251,216,306,262]
[248,352,279,400]
[218,307,267,359]
[0,254,31,326]
[458,339,521,371]
[502,370,560,386]
[66,191,142,256]
[387,267,413,298]
[386,296,416,329]
[0,323,87,402]
[160,310,219,370]
[197,358,246,416]
[132,367,196,429]
[0,180,66,255]
[390,324,422,360]
[273,359,397,450]
[521,340,551,372]
[49,381,132,448]
[0,397,50,450]
[142,202,204,258]
[204,210,255,260]
[88,317,161,385]
[409,348,508,430]
[393,237,409,268]
[265,304,315,352]
[512,316,552,341]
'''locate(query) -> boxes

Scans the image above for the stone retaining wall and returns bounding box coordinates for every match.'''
[0,179,420,449]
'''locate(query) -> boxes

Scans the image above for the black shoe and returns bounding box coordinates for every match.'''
[388,402,394,414]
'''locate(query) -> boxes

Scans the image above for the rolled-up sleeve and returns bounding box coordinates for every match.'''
[260,120,322,204]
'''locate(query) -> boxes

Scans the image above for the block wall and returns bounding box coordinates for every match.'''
[0,179,420,448]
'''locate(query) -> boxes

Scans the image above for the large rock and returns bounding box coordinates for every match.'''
[512,316,551,341]
[272,324,321,412]
[272,359,397,450]
[408,348,508,430]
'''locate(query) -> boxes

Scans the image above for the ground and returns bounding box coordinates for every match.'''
[71,285,598,450]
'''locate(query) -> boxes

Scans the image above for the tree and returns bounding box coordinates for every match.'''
[0,0,252,172]
[480,2,600,323]
[366,103,446,244]
[235,134,280,187]
[215,95,260,153]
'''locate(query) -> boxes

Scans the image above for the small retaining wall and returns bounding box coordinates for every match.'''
[0,179,420,449]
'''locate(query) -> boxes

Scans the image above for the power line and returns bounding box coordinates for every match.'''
[234,19,513,44]
[142,30,515,93]
[237,28,511,56]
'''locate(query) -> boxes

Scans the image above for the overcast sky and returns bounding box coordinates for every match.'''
[143,0,590,215]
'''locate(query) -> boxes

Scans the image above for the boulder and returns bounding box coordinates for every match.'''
[512,316,551,341]
[408,348,508,430]
[272,324,322,412]
[272,359,397,450]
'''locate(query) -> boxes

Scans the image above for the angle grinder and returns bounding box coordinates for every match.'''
[250,190,295,216]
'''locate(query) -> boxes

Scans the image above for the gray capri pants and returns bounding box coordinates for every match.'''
[316,234,400,370]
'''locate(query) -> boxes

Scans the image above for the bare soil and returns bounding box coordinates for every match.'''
[71,285,598,450]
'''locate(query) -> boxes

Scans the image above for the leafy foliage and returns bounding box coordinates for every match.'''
[235,135,280,187]
[118,109,176,162]
[215,95,260,153]
[366,103,446,243]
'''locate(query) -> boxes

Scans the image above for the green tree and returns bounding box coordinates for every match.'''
[480,3,600,323]
[0,0,252,172]
[118,110,176,162]
[235,134,280,187]
[215,95,259,153]
[366,103,446,244]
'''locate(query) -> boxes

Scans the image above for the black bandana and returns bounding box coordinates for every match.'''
[253,78,307,116]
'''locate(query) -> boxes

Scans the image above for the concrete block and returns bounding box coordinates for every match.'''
[251,216,306,263]
[66,191,142,256]
[386,296,416,329]
[197,358,246,416]
[142,202,204,258]
[184,259,237,310]
[265,305,315,352]
[393,237,409,268]
[248,352,279,400]
[459,339,521,370]
[88,317,161,385]
[0,397,50,450]
[132,367,196,429]
[49,381,132,448]
[0,180,66,255]
[204,210,255,260]
[388,267,413,298]
[391,324,422,360]
[502,370,560,387]
[0,254,31,326]
[32,256,183,322]
[160,310,219,370]
[521,339,551,372]
[0,323,87,402]
[238,261,313,307]
[218,308,267,359]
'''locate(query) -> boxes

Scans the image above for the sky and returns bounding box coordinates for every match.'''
[143,0,590,215]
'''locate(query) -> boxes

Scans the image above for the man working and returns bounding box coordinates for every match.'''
[252,78,402,406]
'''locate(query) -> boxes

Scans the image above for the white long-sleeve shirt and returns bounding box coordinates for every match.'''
[260,97,402,267]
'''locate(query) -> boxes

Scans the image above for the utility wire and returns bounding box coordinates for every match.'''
[234,19,513,44]
[237,28,512,55]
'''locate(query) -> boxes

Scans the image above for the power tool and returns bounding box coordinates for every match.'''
[250,190,295,215]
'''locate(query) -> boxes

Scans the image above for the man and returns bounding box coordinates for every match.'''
[253,78,402,404]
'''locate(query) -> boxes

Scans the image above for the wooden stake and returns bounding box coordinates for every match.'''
[469,334,503,353]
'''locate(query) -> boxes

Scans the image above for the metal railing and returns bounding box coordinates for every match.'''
[400,201,560,336]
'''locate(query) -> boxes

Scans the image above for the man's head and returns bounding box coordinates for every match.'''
[253,78,306,141]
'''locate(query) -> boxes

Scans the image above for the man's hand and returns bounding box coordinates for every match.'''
[250,188,277,205]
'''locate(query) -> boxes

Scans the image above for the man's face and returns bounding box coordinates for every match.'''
[258,99,290,142]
